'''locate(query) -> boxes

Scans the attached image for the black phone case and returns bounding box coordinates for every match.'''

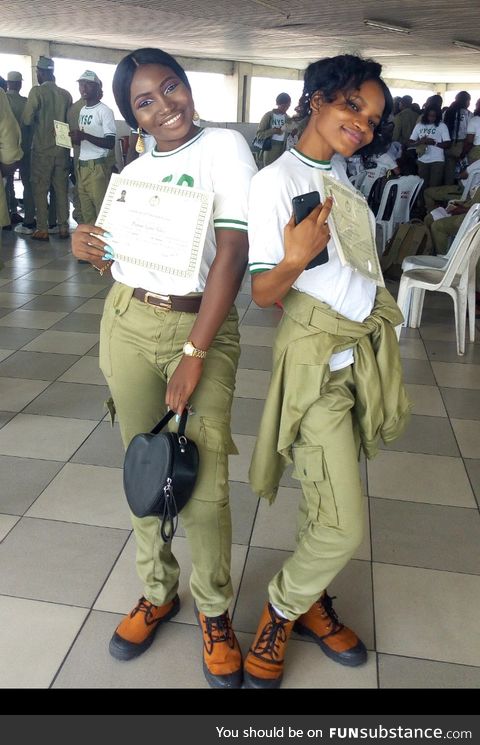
[292,191,329,270]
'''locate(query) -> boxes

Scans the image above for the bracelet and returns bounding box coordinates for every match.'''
[92,260,113,277]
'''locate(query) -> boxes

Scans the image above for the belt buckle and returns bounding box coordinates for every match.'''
[144,291,172,310]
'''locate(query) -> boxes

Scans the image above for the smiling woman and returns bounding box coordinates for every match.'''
[71,47,257,689]
[244,55,411,689]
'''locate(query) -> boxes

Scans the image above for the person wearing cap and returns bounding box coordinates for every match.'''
[5,72,35,231]
[69,70,116,225]
[0,88,23,267]
[22,56,72,241]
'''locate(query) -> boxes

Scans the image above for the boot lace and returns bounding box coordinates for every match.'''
[319,593,343,635]
[131,597,160,627]
[252,605,290,664]
[203,613,234,653]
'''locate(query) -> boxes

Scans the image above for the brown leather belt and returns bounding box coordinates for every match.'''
[133,287,202,313]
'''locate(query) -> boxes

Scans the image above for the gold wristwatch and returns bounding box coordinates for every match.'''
[183,340,207,359]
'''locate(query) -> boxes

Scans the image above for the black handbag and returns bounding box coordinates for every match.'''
[123,409,199,542]
[262,136,273,151]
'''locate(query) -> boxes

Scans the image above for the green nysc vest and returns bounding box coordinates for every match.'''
[249,286,413,503]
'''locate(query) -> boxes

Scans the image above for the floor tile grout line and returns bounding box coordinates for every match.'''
[364,466,380,688]
[0,590,98,610]
[436,378,480,508]
[368,494,480,513]
[0,515,22,544]
[48,528,133,689]
[48,609,95,689]
[231,494,262,624]
[376,649,480,670]
[12,513,132,534]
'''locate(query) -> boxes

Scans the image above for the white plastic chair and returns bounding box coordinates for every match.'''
[396,222,480,355]
[359,166,385,198]
[349,171,366,191]
[376,175,424,253]
[402,202,480,275]
[399,203,480,326]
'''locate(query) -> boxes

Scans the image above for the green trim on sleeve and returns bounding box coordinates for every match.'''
[249,262,276,274]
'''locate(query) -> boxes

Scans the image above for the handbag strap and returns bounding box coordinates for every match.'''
[151,408,189,436]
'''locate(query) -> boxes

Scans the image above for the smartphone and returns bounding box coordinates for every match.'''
[291,191,329,270]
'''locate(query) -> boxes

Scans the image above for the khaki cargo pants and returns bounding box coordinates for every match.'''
[77,158,110,224]
[268,365,365,620]
[99,282,240,616]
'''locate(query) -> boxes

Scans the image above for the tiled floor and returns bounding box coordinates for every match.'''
[0,227,479,689]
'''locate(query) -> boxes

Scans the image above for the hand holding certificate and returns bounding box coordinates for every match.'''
[95,173,214,283]
[320,172,384,286]
[54,120,72,149]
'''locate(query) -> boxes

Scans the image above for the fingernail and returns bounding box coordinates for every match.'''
[102,254,114,261]
[103,232,113,239]
[175,414,180,423]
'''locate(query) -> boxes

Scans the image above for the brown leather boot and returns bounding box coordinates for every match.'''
[195,607,243,688]
[109,595,180,661]
[31,230,49,241]
[244,602,294,689]
[294,592,367,666]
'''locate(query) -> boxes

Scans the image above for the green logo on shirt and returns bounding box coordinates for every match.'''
[162,173,194,187]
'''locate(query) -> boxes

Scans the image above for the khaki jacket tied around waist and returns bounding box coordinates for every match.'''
[249,287,413,503]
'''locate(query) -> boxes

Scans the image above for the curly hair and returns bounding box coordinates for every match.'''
[296,54,393,156]
[113,47,192,130]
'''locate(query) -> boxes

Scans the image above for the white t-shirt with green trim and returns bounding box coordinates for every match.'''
[111,127,257,294]
[248,148,377,371]
[79,102,116,160]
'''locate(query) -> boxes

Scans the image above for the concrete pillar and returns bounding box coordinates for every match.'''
[235,62,253,122]
[26,39,51,83]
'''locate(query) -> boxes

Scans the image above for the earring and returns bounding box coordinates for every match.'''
[135,128,145,154]
[193,110,200,123]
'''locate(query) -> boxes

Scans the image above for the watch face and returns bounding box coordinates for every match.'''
[184,341,194,355]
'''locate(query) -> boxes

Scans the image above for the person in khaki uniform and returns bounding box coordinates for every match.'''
[424,186,480,254]
[71,47,257,689]
[0,88,23,267]
[245,55,410,689]
[256,93,292,168]
[22,56,72,241]
[392,95,418,146]
[5,71,34,229]
[69,71,116,225]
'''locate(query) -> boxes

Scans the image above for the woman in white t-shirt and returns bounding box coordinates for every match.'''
[244,55,409,689]
[71,47,256,689]
[462,103,480,165]
[408,106,450,194]
[443,91,472,184]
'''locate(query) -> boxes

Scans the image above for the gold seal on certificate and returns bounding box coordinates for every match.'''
[320,172,384,287]
[54,120,72,149]
[95,174,214,282]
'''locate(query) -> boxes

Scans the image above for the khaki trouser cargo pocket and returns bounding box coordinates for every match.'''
[291,444,324,482]
[99,283,134,377]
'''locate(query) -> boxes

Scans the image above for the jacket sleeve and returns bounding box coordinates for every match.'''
[21,87,39,127]
[0,90,23,166]
[392,113,402,143]
[255,110,275,139]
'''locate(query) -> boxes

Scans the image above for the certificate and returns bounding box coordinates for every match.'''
[95,174,214,280]
[321,172,384,287]
[54,120,72,149]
